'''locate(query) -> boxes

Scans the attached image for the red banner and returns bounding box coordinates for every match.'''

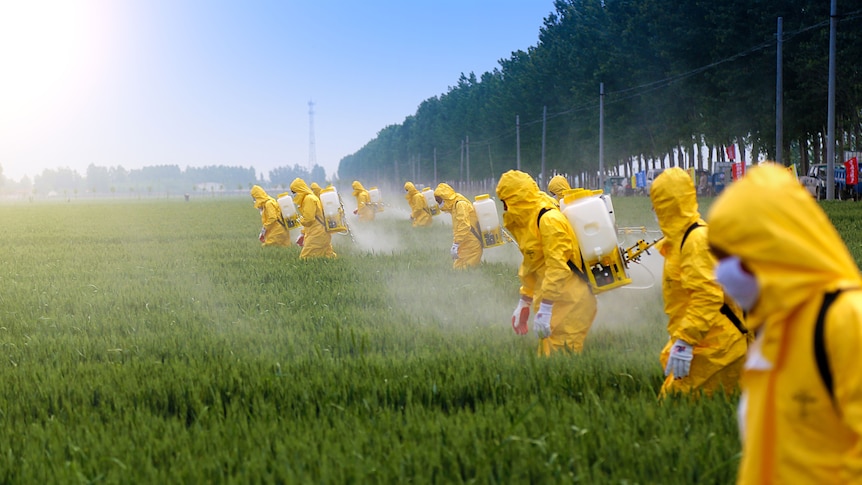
[732,163,742,181]
[846,157,859,185]
[726,145,736,161]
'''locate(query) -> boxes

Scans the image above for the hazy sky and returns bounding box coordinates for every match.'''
[0,0,554,182]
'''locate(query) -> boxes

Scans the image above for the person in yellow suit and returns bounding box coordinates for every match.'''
[707,163,862,484]
[290,178,336,260]
[650,167,747,397]
[351,181,375,221]
[496,170,597,355]
[404,181,432,227]
[310,182,323,198]
[547,175,571,202]
[250,185,291,247]
[433,183,483,269]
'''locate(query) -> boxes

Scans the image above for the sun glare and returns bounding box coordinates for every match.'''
[0,0,109,131]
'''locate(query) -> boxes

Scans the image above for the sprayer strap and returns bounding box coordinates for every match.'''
[814,290,843,400]
[456,200,484,244]
[680,222,702,250]
[720,303,748,335]
[537,207,591,288]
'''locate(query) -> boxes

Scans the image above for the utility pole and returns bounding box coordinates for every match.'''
[516,115,521,171]
[826,0,838,200]
[776,18,784,165]
[599,83,605,192]
[433,148,438,187]
[466,135,471,185]
[541,106,547,189]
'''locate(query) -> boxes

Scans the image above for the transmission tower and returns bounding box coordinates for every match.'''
[307,100,317,172]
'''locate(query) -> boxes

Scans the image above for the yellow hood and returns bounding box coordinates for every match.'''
[496,170,556,233]
[650,167,702,245]
[434,183,469,212]
[404,181,418,201]
[707,163,862,330]
[547,175,571,200]
[290,178,313,206]
[352,180,366,196]
[310,182,322,197]
[250,185,271,209]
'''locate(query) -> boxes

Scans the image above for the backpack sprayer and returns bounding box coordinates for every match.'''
[368,186,386,213]
[422,187,441,217]
[320,187,357,243]
[471,189,662,294]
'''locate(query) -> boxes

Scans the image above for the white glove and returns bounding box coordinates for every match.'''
[534,302,552,339]
[664,339,694,379]
[450,243,460,259]
[511,297,531,335]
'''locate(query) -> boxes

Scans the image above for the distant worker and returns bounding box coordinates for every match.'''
[250,185,291,247]
[290,178,336,260]
[650,167,747,397]
[404,181,432,227]
[352,181,375,221]
[310,182,323,198]
[708,163,862,484]
[434,183,483,269]
[547,175,571,202]
[496,170,597,355]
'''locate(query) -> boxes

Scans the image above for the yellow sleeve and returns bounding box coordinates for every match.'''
[452,201,474,245]
[410,193,425,219]
[538,210,577,301]
[299,197,317,228]
[828,295,862,478]
[676,227,725,345]
[262,200,281,226]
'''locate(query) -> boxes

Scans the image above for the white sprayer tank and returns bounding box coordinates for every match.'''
[368,187,384,212]
[562,191,618,262]
[422,187,440,216]
[472,194,505,248]
[277,195,300,229]
[600,192,616,226]
[320,187,347,233]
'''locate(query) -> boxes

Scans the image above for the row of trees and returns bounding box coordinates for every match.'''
[0,163,328,197]
[337,0,862,188]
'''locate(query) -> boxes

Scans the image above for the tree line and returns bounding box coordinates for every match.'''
[336,0,862,188]
[0,163,327,197]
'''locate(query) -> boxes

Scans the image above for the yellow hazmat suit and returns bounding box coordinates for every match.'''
[404,181,432,227]
[290,178,336,260]
[310,182,322,198]
[352,181,375,221]
[650,167,747,397]
[434,183,483,269]
[250,185,291,247]
[496,170,597,355]
[547,175,571,201]
[707,164,862,484]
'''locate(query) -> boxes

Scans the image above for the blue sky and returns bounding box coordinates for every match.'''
[0,0,555,182]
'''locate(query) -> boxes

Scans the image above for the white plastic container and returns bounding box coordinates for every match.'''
[599,192,616,226]
[558,188,585,212]
[319,187,348,233]
[277,195,300,229]
[422,187,440,216]
[562,191,618,262]
[368,187,384,212]
[473,194,504,248]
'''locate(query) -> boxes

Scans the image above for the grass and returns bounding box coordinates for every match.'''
[0,194,765,483]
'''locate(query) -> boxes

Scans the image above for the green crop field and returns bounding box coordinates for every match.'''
[1,193,855,484]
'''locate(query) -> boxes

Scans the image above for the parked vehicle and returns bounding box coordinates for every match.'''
[800,157,862,200]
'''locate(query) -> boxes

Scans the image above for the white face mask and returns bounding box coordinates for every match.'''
[715,256,760,312]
